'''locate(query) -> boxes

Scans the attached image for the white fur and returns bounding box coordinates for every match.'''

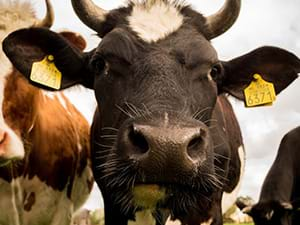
[201,217,213,225]
[0,163,92,225]
[0,77,25,160]
[0,176,69,225]
[57,93,68,110]
[70,161,94,211]
[10,177,22,225]
[166,218,181,225]
[128,210,156,225]
[166,217,213,225]
[221,145,245,213]
[43,91,56,100]
[128,1,184,42]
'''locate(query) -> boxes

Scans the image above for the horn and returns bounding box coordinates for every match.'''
[34,0,54,28]
[206,0,241,39]
[71,0,107,32]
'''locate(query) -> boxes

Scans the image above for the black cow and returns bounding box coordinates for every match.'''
[3,0,300,224]
[241,126,300,225]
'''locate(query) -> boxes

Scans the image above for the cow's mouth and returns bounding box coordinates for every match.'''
[130,182,214,222]
[0,157,13,167]
[132,181,214,209]
[132,184,166,209]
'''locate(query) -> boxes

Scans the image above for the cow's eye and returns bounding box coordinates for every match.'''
[210,63,222,80]
[90,54,106,74]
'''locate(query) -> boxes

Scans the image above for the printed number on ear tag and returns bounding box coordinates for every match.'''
[244,74,276,107]
[30,55,62,90]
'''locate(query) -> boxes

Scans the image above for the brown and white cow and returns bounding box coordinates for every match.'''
[0,1,93,225]
[3,0,300,225]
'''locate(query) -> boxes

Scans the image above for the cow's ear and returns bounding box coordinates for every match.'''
[221,46,300,100]
[241,205,253,216]
[59,31,87,51]
[3,28,94,90]
[280,202,293,211]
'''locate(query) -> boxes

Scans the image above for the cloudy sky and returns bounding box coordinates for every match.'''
[32,0,300,209]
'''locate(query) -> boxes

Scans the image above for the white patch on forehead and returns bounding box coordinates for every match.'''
[128,1,184,42]
[128,210,156,225]
[222,146,245,213]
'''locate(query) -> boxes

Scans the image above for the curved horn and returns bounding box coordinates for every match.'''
[206,0,241,39]
[71,0,107,32]
[34,0,54,28]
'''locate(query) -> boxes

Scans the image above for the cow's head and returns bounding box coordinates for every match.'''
[0,0,54,165]
[0,0,87,166]
[242,200,294,225]
[3,0,300,221]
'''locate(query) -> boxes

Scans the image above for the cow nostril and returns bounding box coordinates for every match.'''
[128,126,149,155]
[187,135,203,159]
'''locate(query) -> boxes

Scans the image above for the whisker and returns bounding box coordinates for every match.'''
[213,142,225,149]
[101,127,119,132]
[94,141,114,148]
[125,102,141,117]
[193,107,212,120]
[116,104,134,118]
[100,134,117,138]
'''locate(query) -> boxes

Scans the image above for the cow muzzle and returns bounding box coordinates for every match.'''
[0,127,25,166]
[118,119,211,175]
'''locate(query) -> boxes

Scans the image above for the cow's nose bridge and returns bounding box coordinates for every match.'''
[137,124,202,150]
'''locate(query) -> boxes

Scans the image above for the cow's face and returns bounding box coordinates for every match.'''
[91,21,221,216]
[0,0,54,165]
[3,0,300,221]
[244,201,293,225]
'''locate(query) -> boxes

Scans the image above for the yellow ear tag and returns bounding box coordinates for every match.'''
[30,55,62,90]
[244,74,276,107]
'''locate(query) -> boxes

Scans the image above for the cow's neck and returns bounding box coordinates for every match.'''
[3,70,39,136]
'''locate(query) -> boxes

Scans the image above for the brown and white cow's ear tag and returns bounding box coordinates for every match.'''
[244,74,276,107]
[30,55,62,90]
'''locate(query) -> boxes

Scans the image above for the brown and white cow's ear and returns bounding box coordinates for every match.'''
[59,31,87,51]
[3,28,94,90]
[220,46,300,100]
